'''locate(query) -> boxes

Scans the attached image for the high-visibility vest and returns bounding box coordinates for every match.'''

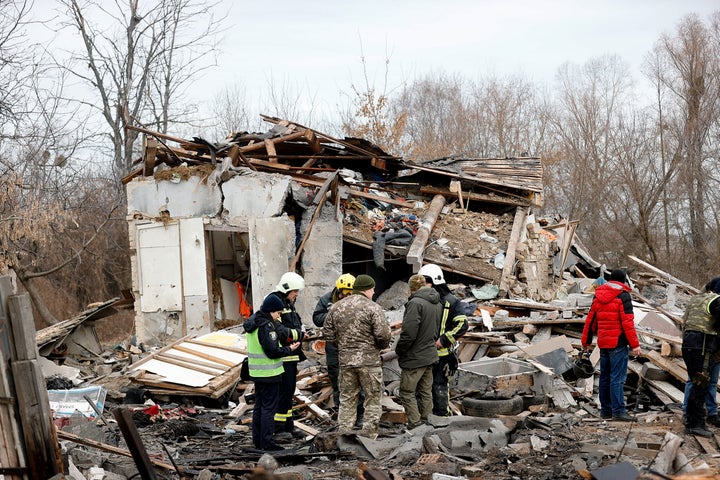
[246,328,284,378]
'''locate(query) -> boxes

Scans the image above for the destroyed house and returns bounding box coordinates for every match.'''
[122,115,545,345]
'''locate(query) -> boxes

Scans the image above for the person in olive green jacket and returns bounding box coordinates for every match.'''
[243,294,301,451]
[396,274,442,427]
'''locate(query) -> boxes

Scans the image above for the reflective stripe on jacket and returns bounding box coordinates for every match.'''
[246,329,284,378]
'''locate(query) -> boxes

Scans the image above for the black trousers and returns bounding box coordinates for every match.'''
[432,355,452,416]
[326,342,341,406]
[682,331,719,428]
[275,361,297,432]
[253,381,280,449]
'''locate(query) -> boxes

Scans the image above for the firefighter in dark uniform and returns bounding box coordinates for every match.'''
[243,294,301,451]
[418,263,474,416]
[271,271,307,440]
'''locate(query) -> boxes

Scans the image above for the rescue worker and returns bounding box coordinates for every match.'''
[396,274,442,428]
[323,274,391,437]
[418,263,474,416]
[270,271,307,440]
[312,273,364,416]
[243,294,301,451]
[681,277,720,437]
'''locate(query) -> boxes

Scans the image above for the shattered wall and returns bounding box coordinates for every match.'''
[126,167,342,345]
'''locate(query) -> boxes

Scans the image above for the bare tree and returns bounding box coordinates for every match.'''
[58,0,223,174]
[547,55,633,226]
[340,42,407,154]
[644,12,720,272]
[210,83,251,139]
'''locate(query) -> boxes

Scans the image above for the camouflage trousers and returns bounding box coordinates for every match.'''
[338,366,383,435]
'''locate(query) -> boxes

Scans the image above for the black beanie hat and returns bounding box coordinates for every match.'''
[705,277,720,293]
[609,269,627,283]
[353,274,376,292]
[261,294,285,313]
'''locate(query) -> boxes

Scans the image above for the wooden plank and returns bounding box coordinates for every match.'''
[171,344,236,368]
[0,277,24,479]
[264,138,277,161]
[294,391,331,420]
[129,335,195,369]
[294,421,319,436]
[494,298,561,311]
[645,350,688,383]
[58,430,176,471]
[695,435,718,455]
[458,343,480,363]
[628,255,700,295]
[303,129,322,153]
[8,295,39,361]
[155,353,226,376]
[12,360,61,479]
[419,186,531,208]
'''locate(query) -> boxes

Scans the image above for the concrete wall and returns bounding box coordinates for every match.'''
[295,202,343,327]
[127,176,222,218]
[223,172,291,228]
[128,168,339,344]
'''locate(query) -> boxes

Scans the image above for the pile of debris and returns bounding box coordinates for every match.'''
[2,115,720,479]
[15,254,720,479]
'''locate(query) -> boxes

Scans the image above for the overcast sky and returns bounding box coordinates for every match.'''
[198,0,719,124]
[31,0,720,131]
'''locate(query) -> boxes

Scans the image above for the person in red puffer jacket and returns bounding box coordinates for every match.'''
[581,269,642,422]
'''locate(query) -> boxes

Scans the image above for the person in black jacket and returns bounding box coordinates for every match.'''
[270,272,307,439]
[418,264,474,416]
[243,294,301,451]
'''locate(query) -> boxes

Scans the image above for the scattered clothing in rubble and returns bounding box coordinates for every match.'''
[372,229,414,270]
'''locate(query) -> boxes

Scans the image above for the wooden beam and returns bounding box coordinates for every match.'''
[628,255,699,294]
[498,207,529,297]
[264,138,277,162]
[406,194,446,272]
[227,144,256,171]
[644,350,687,383]
[419,185,531,207]
[113,408,160,480]
[289,172,339,271]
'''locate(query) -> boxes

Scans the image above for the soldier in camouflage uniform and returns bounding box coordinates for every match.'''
[323,274,391,437]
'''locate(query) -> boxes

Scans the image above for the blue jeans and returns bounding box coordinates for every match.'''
[683,359,720,416]
[599,346,630,416]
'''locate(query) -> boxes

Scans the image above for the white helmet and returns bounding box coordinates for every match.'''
[276,272,305,293]
[418,263,445,285]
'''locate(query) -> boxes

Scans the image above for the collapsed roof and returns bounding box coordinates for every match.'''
[124,115,544,289]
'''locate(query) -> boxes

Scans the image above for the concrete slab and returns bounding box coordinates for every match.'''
[222,172,290,228]
[296,202,342,327]
[127,176,222,218]
[249,215,294,308]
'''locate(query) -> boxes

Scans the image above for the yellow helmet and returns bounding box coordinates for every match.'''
[335,273,355,290]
